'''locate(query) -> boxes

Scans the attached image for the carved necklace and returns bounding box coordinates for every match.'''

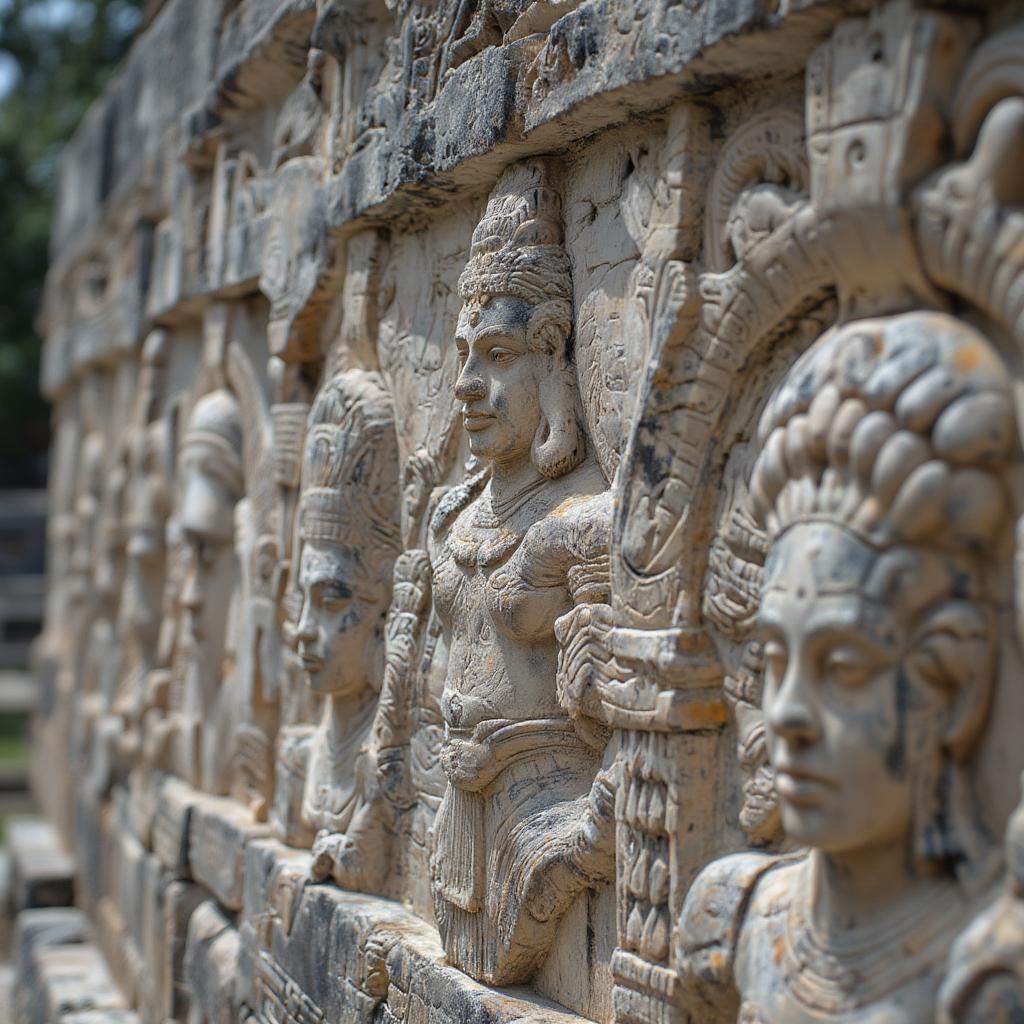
[449,478,543,567]
[487,473,548,521]
[780,868,968,1014]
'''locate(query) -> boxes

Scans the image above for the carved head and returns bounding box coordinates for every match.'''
[119,421,171,653]
[295,370,400,697]
[177,389,244,657]
[455,162,583,479]
[750,312,1014,876]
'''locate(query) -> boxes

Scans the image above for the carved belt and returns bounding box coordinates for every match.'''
[433,718,589,914]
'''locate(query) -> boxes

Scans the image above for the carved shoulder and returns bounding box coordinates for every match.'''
[519,483,612,584]
[674,851,780,1022]
[938,892,1024,1024]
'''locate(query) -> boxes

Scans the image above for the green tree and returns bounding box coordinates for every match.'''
[0,0,141,487]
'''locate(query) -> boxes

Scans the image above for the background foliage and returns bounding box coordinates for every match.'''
[0,0,141,487]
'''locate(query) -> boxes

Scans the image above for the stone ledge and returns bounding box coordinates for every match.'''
[13,908,129,1024]
[241,840,589,1024]
[188,792,273,911]
[7,819,75,915]
[148,774,272,907]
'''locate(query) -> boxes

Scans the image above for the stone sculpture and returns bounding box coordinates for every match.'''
[428,159,616,985]
[289,370,402,880]
[22,2,1024,1023]
[165,387,245,792]
[677,312,1016,1022]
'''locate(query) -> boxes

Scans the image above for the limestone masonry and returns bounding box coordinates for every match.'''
[20,0,1024,1021]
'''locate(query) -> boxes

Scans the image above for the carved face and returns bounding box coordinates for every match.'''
[454,295,541,465]
[758,522,946,856]
[177,447,239,663]
[295,540,381,697]
[121,522,165,647]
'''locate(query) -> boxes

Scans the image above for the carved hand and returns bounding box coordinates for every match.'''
[554,602,619,746]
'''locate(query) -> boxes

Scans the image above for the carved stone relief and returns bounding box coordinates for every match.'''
[26,2,1024,1024]
[425,159,616,985]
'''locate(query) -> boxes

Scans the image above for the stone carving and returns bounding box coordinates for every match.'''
[289,369,402,878]
[940,778,1024,1024]
[678,311,1015,1022]
[165,385,245,792]
[428,159,616,985]
[670,7,1024,1020]
[86,334,175,797]
[225,343,280,820]
[27,3,1024,1024]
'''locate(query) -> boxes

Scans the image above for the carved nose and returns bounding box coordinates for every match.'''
[295,602,318,642]
[455,363,486,402]
[180,566,203,612]
[767,669,820,747]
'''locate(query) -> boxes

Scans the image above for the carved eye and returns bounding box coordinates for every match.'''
[490,347,517,365]
[320,585,351,611]
[197,540,219,568]
[824,646,873,689]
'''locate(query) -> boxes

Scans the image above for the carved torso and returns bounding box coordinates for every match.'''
[678,853,987,1024]
[431,460,610,732]
[301,696,377,835]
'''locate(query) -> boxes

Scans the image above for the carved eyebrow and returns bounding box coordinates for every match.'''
[474,325,526,343]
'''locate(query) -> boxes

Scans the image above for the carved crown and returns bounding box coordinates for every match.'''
[458,160,572,308]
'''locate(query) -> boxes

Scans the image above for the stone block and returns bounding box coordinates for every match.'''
[187,792,272,911]
[158,881,206,1024]
[182,901,241,1024]
[7,820,75,914]
[151,776,195,879]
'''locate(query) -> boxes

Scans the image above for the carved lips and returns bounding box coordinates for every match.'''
[773,763,837,806]
[462,409,496,432]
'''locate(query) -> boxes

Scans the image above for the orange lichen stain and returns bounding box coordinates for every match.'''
[682,700,730,729]
[710,951,726,973]
[553,496,583,518]
[774,935,785,965]
[954,341,984,373]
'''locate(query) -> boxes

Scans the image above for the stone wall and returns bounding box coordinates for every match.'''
[24,0,1024,1021]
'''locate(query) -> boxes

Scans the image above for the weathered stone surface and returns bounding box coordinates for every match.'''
[7,820,74,914]
[13,909,127,1024]
[24,0,1024,1022]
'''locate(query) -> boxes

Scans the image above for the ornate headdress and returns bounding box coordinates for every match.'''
[458,160,572,309]
[299,370,401,563]
[179,389,244,497]
[749,312,1014,564]
[750,312,1018,873]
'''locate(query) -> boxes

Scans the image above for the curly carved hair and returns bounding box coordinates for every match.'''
[750,312,1015,557]
[750,311,1018,873]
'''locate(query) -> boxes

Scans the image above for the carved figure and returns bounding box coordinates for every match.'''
[82,417,173,797]
[170,388,245,792]
[703,507,778,846]
[677,312,1015,1023]
[428,160,615,985]
[288,370,401,874]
